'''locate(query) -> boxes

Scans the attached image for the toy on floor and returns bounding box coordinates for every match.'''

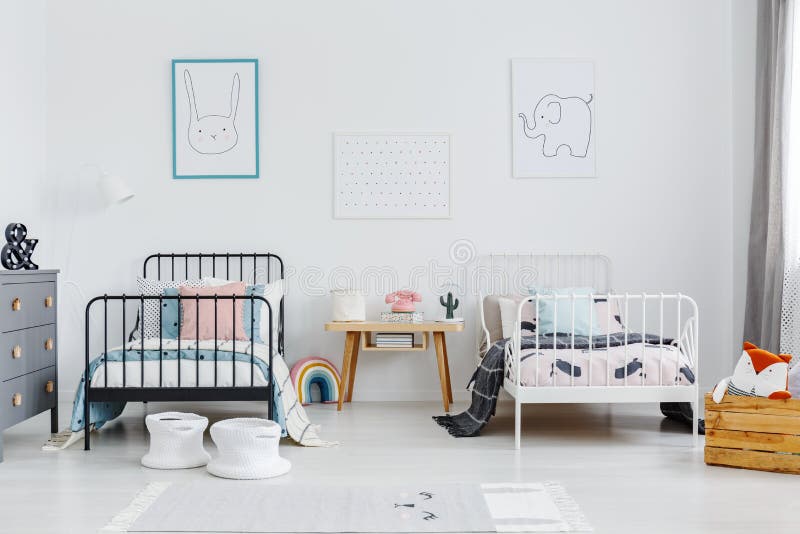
[711,342,792,403]
[290,357,342,405]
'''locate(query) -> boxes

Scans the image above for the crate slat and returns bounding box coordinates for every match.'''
[706,429,800,454]
[704,393,800,417]
[705,446,800,475]
[705,410,800,435]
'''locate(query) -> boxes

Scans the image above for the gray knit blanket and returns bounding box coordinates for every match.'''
[433,333,683,437]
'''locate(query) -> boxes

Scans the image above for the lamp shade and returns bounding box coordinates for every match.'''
[98,173,134,206]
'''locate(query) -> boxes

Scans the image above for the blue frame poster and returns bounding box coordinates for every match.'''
[172,59,259,179]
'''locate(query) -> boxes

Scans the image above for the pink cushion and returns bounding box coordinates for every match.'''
[179,282,248,341]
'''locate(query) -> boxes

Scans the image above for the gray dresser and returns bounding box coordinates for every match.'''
[0,270,58,462]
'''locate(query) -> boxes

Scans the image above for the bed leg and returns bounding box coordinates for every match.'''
[692,398,699,449]
[84,400,90,451]
[84,383,91,451]
[514,398,521,450]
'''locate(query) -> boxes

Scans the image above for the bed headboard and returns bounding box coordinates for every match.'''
[475,253,612,358]
[477,253,612,295]
[143,253,284,284]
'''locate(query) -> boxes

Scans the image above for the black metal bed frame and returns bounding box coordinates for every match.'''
[83,253,284,450]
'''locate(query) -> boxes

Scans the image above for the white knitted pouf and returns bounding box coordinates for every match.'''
[207,418,291,479]
[141,412,211,469]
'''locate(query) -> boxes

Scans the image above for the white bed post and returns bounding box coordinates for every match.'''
[514,298,525,450]
[515,398,522,450]
[692,300,700,449]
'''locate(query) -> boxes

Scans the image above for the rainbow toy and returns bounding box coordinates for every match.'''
[290,357,342,406]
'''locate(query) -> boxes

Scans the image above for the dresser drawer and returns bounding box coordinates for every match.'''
[0,367,56,430]
[0,282,56,332]
[0,325,56,381]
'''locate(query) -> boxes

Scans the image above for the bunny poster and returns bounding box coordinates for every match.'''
[172,59,259,178]
[512,59,595,178]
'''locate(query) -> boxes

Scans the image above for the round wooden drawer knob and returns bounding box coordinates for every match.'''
[45,380,55,394]
[44,295,54,308]
[11,345,22,359]
[11,393,22,407]
[44,338,54,351]
[11,297,21,312]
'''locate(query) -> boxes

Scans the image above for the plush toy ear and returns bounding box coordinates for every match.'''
[779,354,792,363]
[743,341,758,350]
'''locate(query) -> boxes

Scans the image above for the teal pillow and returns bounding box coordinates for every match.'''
[161,288,181,339]
[161,285,264,342]
[528,287,601,336]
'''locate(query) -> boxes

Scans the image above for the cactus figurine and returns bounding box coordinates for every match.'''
[439,292,460,320]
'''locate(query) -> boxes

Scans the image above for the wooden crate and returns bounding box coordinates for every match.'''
[704,393,800,474]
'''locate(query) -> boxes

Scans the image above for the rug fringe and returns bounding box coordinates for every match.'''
[100,482,171,532]
[543,481,593,532]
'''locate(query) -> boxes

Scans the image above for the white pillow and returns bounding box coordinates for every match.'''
[130,277,204,340]
[497,296,536,339]
[203,277,284,351]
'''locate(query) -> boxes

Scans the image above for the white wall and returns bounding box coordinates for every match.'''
[0,0,47,239]
[46,0,742,397]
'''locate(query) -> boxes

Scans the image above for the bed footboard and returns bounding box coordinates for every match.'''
[84,294,274,451]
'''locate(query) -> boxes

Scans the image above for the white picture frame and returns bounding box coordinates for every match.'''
[333,132,453,219]
[512,58,596,178]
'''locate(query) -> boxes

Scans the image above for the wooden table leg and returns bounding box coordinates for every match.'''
[337,332,357,411]
[345,332,361,402]
[442,334,453,403]
[433,332,450,413]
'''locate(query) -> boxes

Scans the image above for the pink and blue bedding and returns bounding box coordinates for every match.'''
[434,332,695,438]
[69,342,286,434]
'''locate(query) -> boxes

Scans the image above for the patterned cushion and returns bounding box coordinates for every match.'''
[129,277,204,340]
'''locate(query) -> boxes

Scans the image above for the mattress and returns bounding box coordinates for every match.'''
[510,334,695,387]
[88,338,277,388]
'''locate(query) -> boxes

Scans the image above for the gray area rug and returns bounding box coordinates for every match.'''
[103,481,591,533]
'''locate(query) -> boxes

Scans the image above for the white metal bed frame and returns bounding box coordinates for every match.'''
[476,253,700,449]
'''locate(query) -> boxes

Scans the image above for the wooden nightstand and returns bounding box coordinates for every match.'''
[324,321,464,412]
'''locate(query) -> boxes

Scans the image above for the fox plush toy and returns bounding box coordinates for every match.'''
[712,342,792,403]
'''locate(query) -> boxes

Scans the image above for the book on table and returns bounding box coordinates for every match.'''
[375,332,414,347]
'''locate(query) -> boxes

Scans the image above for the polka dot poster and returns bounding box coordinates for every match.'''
[334,133,452,218]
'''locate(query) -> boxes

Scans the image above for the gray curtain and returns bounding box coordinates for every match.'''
[744,0,793,352]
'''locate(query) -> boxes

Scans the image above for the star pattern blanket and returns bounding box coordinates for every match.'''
[70,339,335,447]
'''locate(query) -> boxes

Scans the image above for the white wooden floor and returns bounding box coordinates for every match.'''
[0,399,797,533]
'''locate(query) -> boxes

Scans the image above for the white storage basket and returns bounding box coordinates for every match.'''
[141,412,210,469]
[207,418,291,479]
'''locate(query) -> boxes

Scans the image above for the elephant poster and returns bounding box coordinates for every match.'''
[172,59,259,179]
[512,59,595,178]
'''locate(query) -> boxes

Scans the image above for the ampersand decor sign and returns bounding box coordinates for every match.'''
[1,223,39,270]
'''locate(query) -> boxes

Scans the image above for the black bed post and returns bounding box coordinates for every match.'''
[268,300,274,421]
[84,299,92,451]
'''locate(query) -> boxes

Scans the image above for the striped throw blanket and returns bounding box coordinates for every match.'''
[433,339,507,437]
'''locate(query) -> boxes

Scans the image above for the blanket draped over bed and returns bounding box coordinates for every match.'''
[70,339,335,447]
[433,333,689,438]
